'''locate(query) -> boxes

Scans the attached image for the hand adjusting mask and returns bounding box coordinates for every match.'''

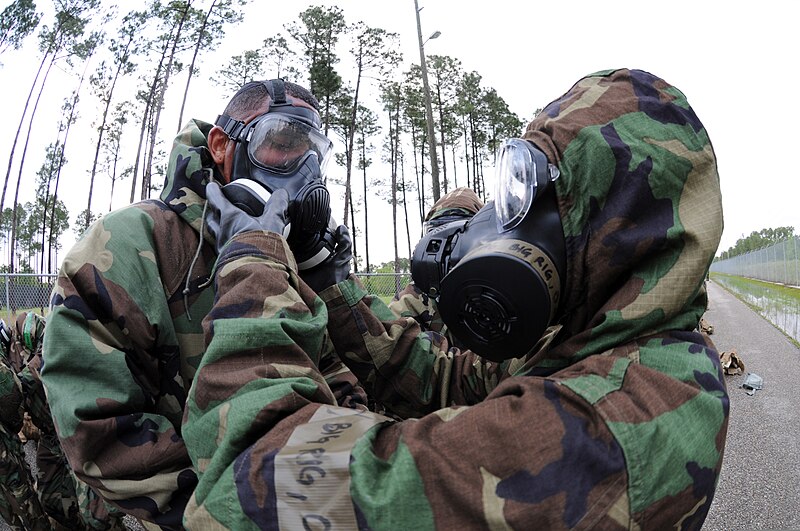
[215,79,336,270]
[411,139,566,362]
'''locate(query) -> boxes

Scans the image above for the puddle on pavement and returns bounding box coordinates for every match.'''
[713,275,800,344]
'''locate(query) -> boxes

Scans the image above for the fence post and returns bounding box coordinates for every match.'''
[784,239,789,285]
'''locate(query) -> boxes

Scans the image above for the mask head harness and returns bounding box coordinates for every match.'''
[411,139,566,362]
[22,312,39,352]
[214,79,336,270]
[0,319,11,354]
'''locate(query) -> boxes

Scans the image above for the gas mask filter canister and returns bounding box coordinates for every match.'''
[411,139,566,362]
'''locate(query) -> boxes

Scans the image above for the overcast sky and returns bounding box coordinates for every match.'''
[1,0,797,266]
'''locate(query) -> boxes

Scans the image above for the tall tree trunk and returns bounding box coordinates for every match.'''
[141,100,158,199]
[10,56,56,273]
[145,1,191,199]
[462,116,471,190]
[2,52,51,232]
[401,150,412,260]
[342,61,363,233]
[130,94,152,203]
[478,153,486,202]
[436,85,448,194]
[389,108,399,291]
[451,144,459,189]
[39,143,60,274]
[348,191,358,273]
[469,114,479,195]
[108,139,120,212]
[177,0,217,131]
[86,38,132,225]
[360,133,370,273]
[48,60,91,272]
[410,126,423,223]
[132,9,179,204]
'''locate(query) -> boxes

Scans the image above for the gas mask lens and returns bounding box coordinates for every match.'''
[247,114,333,175]
[495,139,538,232]
[495,139,561,233]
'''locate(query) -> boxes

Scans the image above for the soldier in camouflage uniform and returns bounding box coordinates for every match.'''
[178,68,728,529]
[0,321,49,530]
[389,187,484,340]
[388,187,563,390]
[41,80,366,529]
[10,313,126,530]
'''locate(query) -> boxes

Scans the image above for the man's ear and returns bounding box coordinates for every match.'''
[207,126,228,166]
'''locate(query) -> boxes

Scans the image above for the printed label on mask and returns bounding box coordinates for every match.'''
[464,239,560,321]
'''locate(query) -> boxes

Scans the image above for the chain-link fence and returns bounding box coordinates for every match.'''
[0,273,58,315]
[357,272,411,299]
[710,236,800,287]
[0,273,410,315]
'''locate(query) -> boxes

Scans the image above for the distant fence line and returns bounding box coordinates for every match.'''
[1,273,58,314]
[357,272,411,299]
[710,236,800,287]
[0,272,410,314]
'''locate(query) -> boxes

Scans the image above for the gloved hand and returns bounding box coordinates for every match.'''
[301,225,353,293]
[205,181,290,253]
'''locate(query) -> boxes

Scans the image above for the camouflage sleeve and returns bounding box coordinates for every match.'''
[0,359,23,432]
[41,210,196,529]
[181,232,723,529]
[318,337,369,410]
[321,276,520,418]
[183,230,350,526]
[385,281,445,333]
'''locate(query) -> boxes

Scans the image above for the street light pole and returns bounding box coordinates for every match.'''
[414,0,441,201]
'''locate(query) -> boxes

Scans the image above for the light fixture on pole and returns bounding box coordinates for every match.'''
[424,30,441,46]
[414,0,441,201]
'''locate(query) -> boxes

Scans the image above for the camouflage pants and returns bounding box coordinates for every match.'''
[74,478,127,531]
[0,431,49,531]
[34,433,126,530]
[36,432,83,529]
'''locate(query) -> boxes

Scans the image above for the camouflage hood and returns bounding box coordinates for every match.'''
[425,187,485,222]
[159,119,224,238]
[523,69,723,361]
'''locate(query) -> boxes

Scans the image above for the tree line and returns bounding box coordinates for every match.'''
[1,0,526,277]
[716,226,796,261]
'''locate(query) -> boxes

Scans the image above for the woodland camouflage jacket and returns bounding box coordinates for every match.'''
[181,69,728,529]
[41,119,365,529]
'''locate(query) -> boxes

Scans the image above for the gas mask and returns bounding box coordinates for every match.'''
[411,139,566,362]
[214,79,336,270]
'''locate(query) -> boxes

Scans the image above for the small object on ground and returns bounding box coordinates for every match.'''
[720,350,744,375]
[699,317,714,335]
[741,372,763,396]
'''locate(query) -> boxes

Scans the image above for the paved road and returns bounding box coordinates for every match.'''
[4,280,798,530]
[702,280,800,530]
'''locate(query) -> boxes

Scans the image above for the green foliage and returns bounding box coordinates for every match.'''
[718,226,796,260]
[3,2,539,274]
[37,0,101,59]
[285,5,347,133]
[262,34,300,81]
[0,0,42,55]
[73,208,99,239]
[712,272,800,346]
[373,258,410,273]
[213,48,264,96]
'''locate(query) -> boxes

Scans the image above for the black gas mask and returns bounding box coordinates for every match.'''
[411,139,566,362]
[214,79,336,270]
